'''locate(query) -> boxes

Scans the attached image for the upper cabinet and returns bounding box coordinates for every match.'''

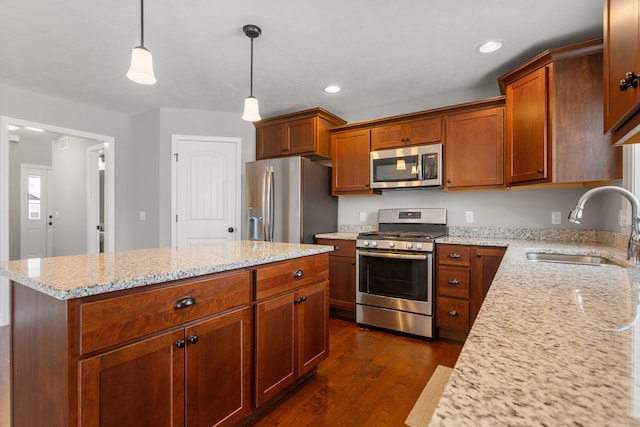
[444,100,505,190]
[498,38,622,188]
[330,128,378,196]
[254,108,346,160]
[603,0,640,144]
[370,117,442,150]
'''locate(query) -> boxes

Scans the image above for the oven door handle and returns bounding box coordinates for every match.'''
[358,250,427,261]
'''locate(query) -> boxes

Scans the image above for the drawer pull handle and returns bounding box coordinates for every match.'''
[188,335,199,344]
[448,279,460,285]
[293,269,304,278]
[447,310,459,317]
[448,253,461,259]
[174,296,196,309]
[335,246,341,250]
[176,339,186,349]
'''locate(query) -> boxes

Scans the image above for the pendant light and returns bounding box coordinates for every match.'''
[242,24,262,122]
[127,0,157,85]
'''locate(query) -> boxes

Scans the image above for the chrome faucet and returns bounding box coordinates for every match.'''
[568,186,640,260]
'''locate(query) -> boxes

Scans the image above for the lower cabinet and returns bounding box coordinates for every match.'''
[79,306,252,427]
[255,280,329,407]
[316,238,357,319]
[436,244,505,336]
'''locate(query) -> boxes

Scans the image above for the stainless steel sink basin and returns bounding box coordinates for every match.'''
[526,252,624,267]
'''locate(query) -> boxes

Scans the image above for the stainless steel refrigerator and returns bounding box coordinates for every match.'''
[245,157,337,243]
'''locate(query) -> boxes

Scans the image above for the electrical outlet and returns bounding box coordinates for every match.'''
[465,211,474,223]
[551,211,561,225]
[139,211,146,221]
[359,211,366,222]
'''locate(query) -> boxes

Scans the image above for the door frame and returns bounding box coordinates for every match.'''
[86,143,106,254]
[170,135,242,246]
[0,116,116,325]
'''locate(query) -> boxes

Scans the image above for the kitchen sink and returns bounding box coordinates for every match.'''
[525,252,625,267]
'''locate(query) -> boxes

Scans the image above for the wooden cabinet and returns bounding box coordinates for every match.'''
[79,306,252,427]
[370,117,442,150]
[254,255,329,407]
[316,238,357,320]
[604,0,640,144]
[255,108,346,160]
[331,128,379,195]
[499,38,621,187]
[436,244,505,336]
[444,105,505,190]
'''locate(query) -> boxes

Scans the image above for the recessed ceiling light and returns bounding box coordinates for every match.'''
[476,40,503,54]
[7,125,19,131]
[24,126,44,132]
[324,85,341,94]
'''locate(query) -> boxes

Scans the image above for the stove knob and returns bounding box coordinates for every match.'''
[406,243,413,249]
[371,241,378,248]
[363,240,369,246]
[416,243,423,250]
[388,242,395,248]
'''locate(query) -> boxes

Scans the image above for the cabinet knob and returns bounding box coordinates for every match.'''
[293,269,304,278]
[351,261,356,266]
[620,71,639,91]
[447,179,452,184]
[334,246,340,250]
[188,335,199,344]
[537,169,543,174]
[448,279,460,285]
[447,310,459,317]
[294,296,307,304]
[174,296,196,309]
[176,339,186,349]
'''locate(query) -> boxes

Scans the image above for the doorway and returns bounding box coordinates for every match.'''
[19,164,53,259]
[171,135,241,246]
[0,116,116,325]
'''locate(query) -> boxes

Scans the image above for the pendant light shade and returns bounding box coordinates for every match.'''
[242,24,262,122]
[127,0,156,85]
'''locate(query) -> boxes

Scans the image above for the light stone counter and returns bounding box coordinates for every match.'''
[315,232,359,241]
[430,237,640,426]
[0,240,333,300]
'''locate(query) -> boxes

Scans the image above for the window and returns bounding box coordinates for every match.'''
[27,174,41,220]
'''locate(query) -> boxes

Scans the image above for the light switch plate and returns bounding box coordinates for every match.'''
[359,211,366,222]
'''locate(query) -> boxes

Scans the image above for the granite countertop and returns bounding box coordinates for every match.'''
[315,232,359,240]
[0,240,333,300]
[429,237,640,426]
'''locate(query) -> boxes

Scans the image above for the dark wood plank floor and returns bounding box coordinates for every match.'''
[0,318,462,427]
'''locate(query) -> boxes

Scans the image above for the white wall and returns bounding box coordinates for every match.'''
[50,136,95,256]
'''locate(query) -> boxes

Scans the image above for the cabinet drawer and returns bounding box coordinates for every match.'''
[316,238,356,257]
[437,267,470,298]
[255,254,329,300]
[436,297,470,331]
[437,244,471,267]
[79,270,251,355]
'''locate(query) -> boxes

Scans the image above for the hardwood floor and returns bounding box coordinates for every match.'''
[0,318,462,427]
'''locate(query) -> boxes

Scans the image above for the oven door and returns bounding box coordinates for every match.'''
[356,249,433,316]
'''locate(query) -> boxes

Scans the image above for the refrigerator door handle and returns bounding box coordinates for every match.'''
[264,165,275,241]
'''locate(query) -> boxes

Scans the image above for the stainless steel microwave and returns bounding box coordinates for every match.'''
[370,144,443,189]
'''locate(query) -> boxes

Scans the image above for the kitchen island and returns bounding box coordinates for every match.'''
[0,240,332,427]
[430,236,640,426]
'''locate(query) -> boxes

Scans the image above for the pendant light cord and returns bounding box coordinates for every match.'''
[249,37,254,96]
[140,0,145,47]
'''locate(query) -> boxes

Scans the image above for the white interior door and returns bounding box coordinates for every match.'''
[20,164,53,259]
[171,136,241,246]
[86,144,105,254]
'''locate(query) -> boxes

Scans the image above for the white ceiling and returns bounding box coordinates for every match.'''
[0,0,603,119]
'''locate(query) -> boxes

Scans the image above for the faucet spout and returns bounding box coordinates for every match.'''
[569,186,640,260]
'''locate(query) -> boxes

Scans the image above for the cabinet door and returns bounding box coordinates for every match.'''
[370,123,404,150]
[79,329,185,427]
[405,117,442,146]
[257,124,285,159]
[185,306,252,427]
[470,247,506,325]
[331,129,374,194]
[255,292,296,407]
[287,117,316,155]
[505,67,548,184]
[296,281,329,376]
[327,255,356,311]
[604,0,640,132]
[445,107,504,189]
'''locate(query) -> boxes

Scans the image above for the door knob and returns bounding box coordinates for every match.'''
[228,227,235,233]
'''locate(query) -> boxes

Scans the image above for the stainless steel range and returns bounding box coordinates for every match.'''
[356,208,447,338]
